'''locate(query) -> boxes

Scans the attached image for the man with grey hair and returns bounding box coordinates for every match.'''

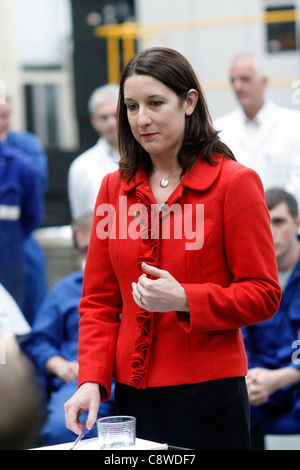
[214,53,300,208]
[68,84,120,219]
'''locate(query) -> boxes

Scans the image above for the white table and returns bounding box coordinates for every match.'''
[31,437,168,451]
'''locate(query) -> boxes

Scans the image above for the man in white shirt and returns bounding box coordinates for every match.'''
[68,84,120,219]
[214,53,300,207]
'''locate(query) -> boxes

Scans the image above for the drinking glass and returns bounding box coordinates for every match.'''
[97,416,136,449]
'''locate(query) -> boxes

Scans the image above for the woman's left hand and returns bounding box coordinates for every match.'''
[132,262,189,313]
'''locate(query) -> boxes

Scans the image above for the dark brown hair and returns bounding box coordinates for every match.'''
[117,47,235,181]
[265,187,299,218]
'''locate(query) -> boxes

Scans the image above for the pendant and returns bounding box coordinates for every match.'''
[160,177,169,188]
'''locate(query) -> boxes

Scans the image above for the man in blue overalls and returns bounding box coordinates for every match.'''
[243,188,300,439]
[0,98,48,324]
[0,141,41,309]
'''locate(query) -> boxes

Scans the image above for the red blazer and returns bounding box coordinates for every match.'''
[78,155,281,399]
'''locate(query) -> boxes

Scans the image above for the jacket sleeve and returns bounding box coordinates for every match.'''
[178,167,281,333]
[77,174,122,398]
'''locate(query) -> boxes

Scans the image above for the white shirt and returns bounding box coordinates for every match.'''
[68,138,120,219]
[214,101,300,208]
[0,284,31,336]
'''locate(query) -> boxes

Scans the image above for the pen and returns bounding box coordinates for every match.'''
[69,426,89,450]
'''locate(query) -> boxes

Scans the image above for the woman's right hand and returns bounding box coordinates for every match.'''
[64,382,101,435]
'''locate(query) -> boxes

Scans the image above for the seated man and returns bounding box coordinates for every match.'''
[243,188,300,439]
[22,212,116,445]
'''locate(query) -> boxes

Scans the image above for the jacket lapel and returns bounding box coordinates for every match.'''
[120,154,224,194]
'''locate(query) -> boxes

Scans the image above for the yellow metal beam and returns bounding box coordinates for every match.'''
[95,9,299,39]
[94,9,299,83]
[123,36,136,68]
[107,37,120,84]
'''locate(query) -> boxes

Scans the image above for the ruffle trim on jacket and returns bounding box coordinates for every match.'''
[129,191,160,389]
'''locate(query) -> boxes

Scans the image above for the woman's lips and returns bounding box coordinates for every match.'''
[141,132,158,140]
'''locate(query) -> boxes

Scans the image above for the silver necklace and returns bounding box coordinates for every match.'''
[160,177,169,188]
[154,166,181,188]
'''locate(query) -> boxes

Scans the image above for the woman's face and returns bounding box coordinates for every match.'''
[123,74,190,161]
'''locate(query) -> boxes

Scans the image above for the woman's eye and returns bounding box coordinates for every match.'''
[150,100,162,107]
[127,104,137,111]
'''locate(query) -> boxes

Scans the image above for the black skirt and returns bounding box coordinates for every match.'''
[115,377,251,450]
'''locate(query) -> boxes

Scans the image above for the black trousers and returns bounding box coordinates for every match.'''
[115,377,251,450]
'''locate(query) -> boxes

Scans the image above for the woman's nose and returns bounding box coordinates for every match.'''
[137,107,151,127]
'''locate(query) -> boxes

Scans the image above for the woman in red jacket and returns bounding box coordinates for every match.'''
[65,48,281,450]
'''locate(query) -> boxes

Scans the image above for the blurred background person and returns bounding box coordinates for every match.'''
[243,188,300,447]
[0,140,41,311]
[68,84,120,220]
[22,212,116,445]
[214,53,300,208]
[0,339,43,449]
[0,284,43,450]
[0,97,48,324]
[0,97,48,197]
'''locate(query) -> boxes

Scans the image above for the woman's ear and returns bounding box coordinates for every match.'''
[185,89,199,116]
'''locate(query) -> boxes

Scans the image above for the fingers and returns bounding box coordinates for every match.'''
[132,264,178,311]
[85,398,101,431]
[248,388,268,406]
[131,281,144,307]
[141,262,168,278]
[132,270,154,305]
[246,371,269,406]
[64,397,86,435]
[64,383,101,435]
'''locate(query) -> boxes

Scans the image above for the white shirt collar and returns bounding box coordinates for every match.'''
[241,100,274,127]
[96,137,119,162]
